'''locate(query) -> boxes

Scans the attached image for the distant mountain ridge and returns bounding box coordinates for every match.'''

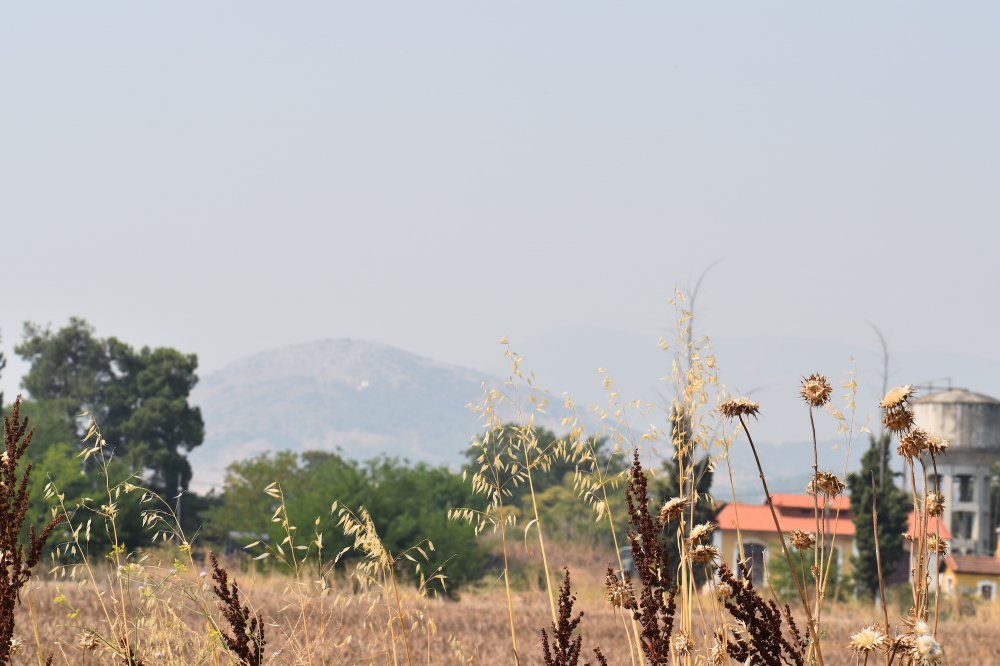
[187,339,500,490]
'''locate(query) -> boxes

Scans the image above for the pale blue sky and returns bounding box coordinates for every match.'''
[3,3,999,413]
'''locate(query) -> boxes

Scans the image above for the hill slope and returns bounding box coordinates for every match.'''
[187,339,497,490]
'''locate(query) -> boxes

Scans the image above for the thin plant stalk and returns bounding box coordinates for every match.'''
[737,414,823,666]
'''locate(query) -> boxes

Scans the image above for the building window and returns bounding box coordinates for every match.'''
[739,543,767,586]
[954,475,975,503]
[979,581,995,601]
[952,511,975,540]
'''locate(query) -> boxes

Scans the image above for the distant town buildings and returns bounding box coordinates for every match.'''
[912,389,1000,556]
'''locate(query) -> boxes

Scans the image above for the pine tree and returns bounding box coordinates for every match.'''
[846,433,909,598]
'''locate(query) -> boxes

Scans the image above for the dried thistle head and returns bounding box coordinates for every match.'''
[924,491,945,517]
[687,521,716,545]
[911,634,944,665]
[690,544,720,564]
[603,568,634,609]
[900,620,942,665]
[848,626,887,654]
[658,496,689,524]
[881,385,915,410]
[927,435,950,456]
[807,471,845,497]
[719,397,760,419]
[927,533,949,555]
[671,632,694,656]
[897,428,929,458]
[79,631,100,651]
[800,373,833,408]
[716,582,733,601]
[788,530,817,551]
[882,406,915,434]
[709,640,727,666]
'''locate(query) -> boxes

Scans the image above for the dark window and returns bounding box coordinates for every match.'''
[952,511,975,540]
[740,543,766,585]
[954,475,975,503]
[982,584,993,601]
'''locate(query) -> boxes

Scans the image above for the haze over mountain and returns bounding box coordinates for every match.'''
[187,339,500,490]
[187,330,1000,498]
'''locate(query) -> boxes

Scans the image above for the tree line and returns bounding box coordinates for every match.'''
[5,318,997,597]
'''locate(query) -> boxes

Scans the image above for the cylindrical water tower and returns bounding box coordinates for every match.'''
[912,389,1000,555]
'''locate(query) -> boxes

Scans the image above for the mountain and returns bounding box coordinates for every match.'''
[187,339,500,490]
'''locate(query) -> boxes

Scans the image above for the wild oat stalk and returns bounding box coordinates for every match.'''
[0,397,62,664]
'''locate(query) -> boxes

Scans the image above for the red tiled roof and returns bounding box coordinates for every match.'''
[716,502,856,537]
[716,494,952,541]
[771,493,851,512]
[907,513,952,540]
[945,555,1000,576]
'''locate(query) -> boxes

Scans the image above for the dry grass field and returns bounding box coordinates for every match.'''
[5,312,999,665]
[9,558,1000,665]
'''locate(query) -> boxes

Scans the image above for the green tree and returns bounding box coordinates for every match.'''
[103,340,204,499]
[16,319,204,499]
[211,452,488,590]
[768,546,842,604]
[846,433,909,599]
[17,318,111,423]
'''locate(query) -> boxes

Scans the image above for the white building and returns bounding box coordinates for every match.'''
[912,389,1000,556]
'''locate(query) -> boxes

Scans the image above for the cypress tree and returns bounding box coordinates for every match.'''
[846,433,909,598]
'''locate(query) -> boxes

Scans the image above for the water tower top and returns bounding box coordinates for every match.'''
[912,388,1000,405]
[912,388,1000,454]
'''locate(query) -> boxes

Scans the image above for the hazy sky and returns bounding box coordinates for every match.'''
[3,3,999,402]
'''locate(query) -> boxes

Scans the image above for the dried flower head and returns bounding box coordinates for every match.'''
[658,496,690,524]
[897,428,930,458]
[8,638,22,656]
[924,491,945,517]
[807,471,845,497]
[687,521,716,545]
[672,632,694,656]
[927,533,949,555]
[603,568,634,609]
[690,544,720,564]
[716,582,733,600]
[905,630,943,665]
[79,631,100,651]
[882,406,915,434]
[881,385,915,410]
[800,373,833,408]
[709,640,727,666]
[848,626,887,654]
[719,397,760,419]
[788,530,817,551]
[927,435,950,455]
